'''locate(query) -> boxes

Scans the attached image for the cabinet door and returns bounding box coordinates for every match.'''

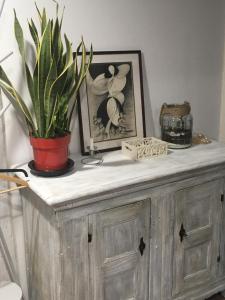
[89,200,150,300]
[173,180,222,296]
[218,188,225,278]
[60,217,89,300]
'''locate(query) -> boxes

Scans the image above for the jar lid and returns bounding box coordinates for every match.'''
[160,101,191,118]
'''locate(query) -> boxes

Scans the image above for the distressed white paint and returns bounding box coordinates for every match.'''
[18,142,225,208]
[21,143,225,300]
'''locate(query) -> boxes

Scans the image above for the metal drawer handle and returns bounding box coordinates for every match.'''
[139,237,146,256]
[179,223,188,242]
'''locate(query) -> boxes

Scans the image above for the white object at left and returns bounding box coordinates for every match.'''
[0,282,22,300]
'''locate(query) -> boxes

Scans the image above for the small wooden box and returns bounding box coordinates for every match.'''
[122,137,168,160]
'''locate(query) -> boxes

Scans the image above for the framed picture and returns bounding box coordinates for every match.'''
[78,50,146,154]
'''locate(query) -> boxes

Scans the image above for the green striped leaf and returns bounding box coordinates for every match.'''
[44,58,57,131]
[41,8,47,35]
[67,44,93,129]
[28,19,39,50]
[52,18,63,67]
[14,10,25,59]
[33,61,40,134]
[62,61,75,95]
[25,64,35,103]
[59,6,65,29]
[0,66,36,134]
[46,61,74,129]
[45,94,59,137]
[64,34,73,67]
[2,4,93,138]
[38,20,52,135]
[35,2,42,20]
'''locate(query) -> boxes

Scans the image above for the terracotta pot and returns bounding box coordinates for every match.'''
[30,134,71,171]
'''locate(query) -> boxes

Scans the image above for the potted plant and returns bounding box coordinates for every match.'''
[0,4,92,172]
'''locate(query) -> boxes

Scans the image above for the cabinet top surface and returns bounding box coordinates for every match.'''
[18,142,225,208]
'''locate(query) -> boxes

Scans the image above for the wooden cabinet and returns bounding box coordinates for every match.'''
[21,143,225,300]
[172,180,223,297]
[22,176,225,300]
[47,200,150,300]
[89,200,150,300]
[60,217,89,300]
[218,189,225,279]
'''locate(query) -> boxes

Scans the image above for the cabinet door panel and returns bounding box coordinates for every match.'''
[218,189,225,277]
[60,217,89,300]
[173,180,222,296]
[90,200,150,300]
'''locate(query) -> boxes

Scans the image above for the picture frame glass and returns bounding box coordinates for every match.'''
[79,51,145,154]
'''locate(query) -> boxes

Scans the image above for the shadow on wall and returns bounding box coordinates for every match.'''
[141,53,155,137]
[0,95,28,298]
[0,97,18,282]
[4,41,34,166]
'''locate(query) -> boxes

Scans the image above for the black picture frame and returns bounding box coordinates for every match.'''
[77,50,146,155]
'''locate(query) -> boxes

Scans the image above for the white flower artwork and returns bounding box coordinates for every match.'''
[87,62,136,141]
[79,51,146,154]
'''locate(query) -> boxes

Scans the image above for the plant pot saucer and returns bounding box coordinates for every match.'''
[28,159,74,177]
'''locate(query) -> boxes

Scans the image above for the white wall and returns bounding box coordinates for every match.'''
[0,0,224,166]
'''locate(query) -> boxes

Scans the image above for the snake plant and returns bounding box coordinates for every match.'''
[0,3,93,138]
